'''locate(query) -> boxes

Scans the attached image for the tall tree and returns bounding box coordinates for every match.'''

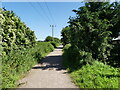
[61,2,120,66]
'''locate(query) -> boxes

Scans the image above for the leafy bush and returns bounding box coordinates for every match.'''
[1,8,36,56]
[108,43,120,67]
[61,2,120,88]
[61,2,120,67]
[1,42,54,88]
[62,44,71,52]
[54,37,61,44]
[44,36,53,42]
[1,8,54,88]
[44,36,60,48]
[50,41,59,48]
[63,44,120,88]
[71,61,120,88]
[61,26,71,46]
[63,44,94,70]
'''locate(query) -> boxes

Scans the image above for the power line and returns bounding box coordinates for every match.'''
[37,2,53,24]
[72,2,79,9]
[75,1,85,9]
[44,0,56,25]
[28,2,51,25]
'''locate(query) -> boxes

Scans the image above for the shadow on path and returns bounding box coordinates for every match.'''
[18,45,78,88]
[32,46,66,71]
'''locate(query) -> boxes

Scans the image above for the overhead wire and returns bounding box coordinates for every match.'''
[60,2,81,28]
[44,0,56,25]
[72,0,84,10]
[73,2,82,10]
[72,2,79,10]
[27,1,51,25]
[36,2,53,24]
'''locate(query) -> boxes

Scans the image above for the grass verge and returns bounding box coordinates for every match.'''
[62,44,120,88]
[1,42,54,88]
[71,61,120,88]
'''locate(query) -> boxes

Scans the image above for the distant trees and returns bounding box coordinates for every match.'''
[44,36,61,48]
[44,36,53,42]
[45,36,60,43]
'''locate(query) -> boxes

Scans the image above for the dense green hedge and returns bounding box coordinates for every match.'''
[63,44,94,70]
[0,8,55,88]
[1,42,54,88]
[0,8,38,88]
[63,45,120,88]
[62,2,120,88]
[1,8,36,56]
[61,2,120,67]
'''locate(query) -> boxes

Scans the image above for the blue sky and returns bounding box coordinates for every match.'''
[2,2,85,41]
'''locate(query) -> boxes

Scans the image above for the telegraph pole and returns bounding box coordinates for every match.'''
[50,25,56,41]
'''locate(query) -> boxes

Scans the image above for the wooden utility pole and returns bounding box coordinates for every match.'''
[50,25,56,41]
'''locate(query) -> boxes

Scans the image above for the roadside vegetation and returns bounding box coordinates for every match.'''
[2,42,54,88]
[0,8,54,88]
[62,2,120,88]
[44,36,61,48]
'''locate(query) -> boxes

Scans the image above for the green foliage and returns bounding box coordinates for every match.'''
[0,8,54,88]
[1,8,36,55]
[44,36,53,42]
[61,26,71,46]
[1,42,54,88]
[45,36,60,43]
[108,43,120,67]
[50,41,59,48]
[63,45,94,70]
[63,39,120,88]
[62,2,120,88]
[54,37,61,44]
[61,2,120,67]
[62,44,71,52]
[44,36,60,48]
[71,61,120,88]
[69,3,113,63]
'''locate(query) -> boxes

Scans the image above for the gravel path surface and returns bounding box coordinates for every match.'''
[18,45,77,88]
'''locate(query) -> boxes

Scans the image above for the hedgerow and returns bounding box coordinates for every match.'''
[1,8,36,56]
[2,42,54,88]
[63,45,120,88]
[61,2,120,67]
[62,2,120,88]
[0,8,54,88]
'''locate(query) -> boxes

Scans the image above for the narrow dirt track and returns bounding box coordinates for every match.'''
[18,45,77,88]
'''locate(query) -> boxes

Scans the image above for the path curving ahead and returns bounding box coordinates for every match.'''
[18,45,77,88]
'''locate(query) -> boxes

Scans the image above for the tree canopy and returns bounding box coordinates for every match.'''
[61,2,120,67]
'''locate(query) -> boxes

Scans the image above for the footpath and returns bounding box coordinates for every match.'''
[18,45,77,88]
